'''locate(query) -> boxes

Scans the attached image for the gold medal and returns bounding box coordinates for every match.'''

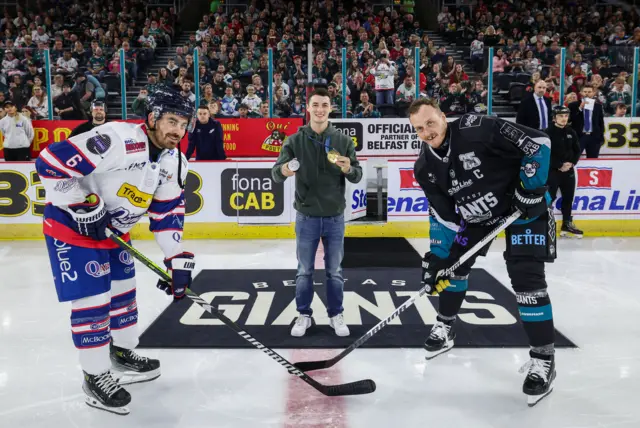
[327,149,340,163]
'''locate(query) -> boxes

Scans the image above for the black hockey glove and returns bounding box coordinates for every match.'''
[67,194,112,241]
[421,252,452,296]
[513,186,549,219]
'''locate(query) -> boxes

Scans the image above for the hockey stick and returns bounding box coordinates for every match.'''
[293,210,523,373]
[106,231,376,397]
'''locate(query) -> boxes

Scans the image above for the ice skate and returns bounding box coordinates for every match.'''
[519,354,556,407]
[82,370,131,415]
[560,221,583,238]
[424,320,456,360]
[110,344,161,385]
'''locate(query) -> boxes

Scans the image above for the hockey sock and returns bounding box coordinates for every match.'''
[71,293,112,375]
[110,279,139,350]
[516,290,556,348]
[437,278,468,319]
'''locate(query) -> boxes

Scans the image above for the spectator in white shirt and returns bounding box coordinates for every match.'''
[396,75,417,103]
[56,51,78,76]
[27,86,49,119]
[32,26,49,44]
[0,100,34,161]
[373,50,396,105]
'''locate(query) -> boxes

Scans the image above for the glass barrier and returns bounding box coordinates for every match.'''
[5,43,640,123]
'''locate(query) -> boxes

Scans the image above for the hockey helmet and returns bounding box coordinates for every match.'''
[145,85,196,131]
[552,105,570,117]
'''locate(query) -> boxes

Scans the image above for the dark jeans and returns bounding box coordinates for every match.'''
[295,212,345,318]
[376,89,394,105]
[579,133,602,158]
[4,147,31,161]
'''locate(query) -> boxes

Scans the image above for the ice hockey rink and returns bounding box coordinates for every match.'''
[1,236,639,428]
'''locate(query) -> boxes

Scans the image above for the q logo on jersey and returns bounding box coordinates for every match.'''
[221,169,284,216]
[117,183,153,208]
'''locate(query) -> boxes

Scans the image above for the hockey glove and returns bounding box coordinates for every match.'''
[163,252,195,300]
[421,252,452,296]
[513,186,549,219]
[156,279,172,296]
[67,194,112,241]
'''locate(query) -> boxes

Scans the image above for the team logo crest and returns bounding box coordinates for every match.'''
[261,121,293,153]
[459,152,482,170]
[521,161,540,178]
[86,133,112,156]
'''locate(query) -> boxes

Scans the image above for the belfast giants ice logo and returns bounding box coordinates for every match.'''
[511,229,546,246]
[85,261,111,278]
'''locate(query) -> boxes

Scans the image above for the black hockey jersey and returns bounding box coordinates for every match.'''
[414,114,552,230]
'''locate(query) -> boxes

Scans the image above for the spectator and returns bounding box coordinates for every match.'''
[55,51,78,76]
[492,48,510,73]
[237,103,251,119]
[54,83,83,120]
[88,47,107,80]
[470,33,485,72]
[27,86,49,119]
[466,79,488,114]
[396,75,417,104]
[0,100,34,161]
[242,85,262,114]
[180,80,196,105]
[606,77,631,114]
[208,100,221,118]
[220,86,239,117]
[517,79,552,130]
[449,63,468,84]
[158,67,173,86]
[290,94,306,117]
[258,101,277,118]
[440,83,468,116]
[132,88,149,118]
[73,72,104,112]
[273,71,291,100]
[373,50,396,105]
[186,105,225,160]
[69,100,108,137]
[354,91,381,118]
[327,83,344,114]
[613,103,629,118]
[273,86,291,117]
[50,74,65,101]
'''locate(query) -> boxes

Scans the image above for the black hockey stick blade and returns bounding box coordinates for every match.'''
[324,379,377,396]
[293,210,523,373]
[106,231,376,396]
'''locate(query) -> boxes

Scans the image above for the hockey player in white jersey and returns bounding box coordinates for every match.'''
[35,86,196,415]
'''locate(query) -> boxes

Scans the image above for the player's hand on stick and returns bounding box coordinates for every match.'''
[67,193,112,241]
[163,252,195,300]
[513,185,549,219]
[421,252,452,296]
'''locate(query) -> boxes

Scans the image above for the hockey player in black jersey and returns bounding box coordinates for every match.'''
[545,106,583,238]
[408,98,557,407]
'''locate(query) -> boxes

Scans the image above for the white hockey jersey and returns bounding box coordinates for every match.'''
[35,121,187,258]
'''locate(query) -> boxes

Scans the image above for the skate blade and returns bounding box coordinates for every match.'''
[84,395,130,415]
[526,379,555,407]
[424,339,454,361]
[560,231,583,239]
[113,368,161,385]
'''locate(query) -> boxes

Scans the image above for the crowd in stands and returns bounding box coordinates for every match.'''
[5,0,640,122]
[0,0,178,120]
[438,0,640,117]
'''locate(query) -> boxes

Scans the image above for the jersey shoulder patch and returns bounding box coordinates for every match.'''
[458,113,483,130]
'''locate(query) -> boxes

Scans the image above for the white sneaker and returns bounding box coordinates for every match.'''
[329,314,350,337]
[291,315,312,337]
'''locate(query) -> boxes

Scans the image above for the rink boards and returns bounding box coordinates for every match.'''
[0,158,639,239]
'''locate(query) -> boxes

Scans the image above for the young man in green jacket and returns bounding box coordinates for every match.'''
[272,88,363,337]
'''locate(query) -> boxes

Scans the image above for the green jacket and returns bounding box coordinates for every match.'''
[272,123,363,217]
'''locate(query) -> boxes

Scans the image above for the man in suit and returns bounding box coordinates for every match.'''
[568,84,605,158]
[516,80,552,130]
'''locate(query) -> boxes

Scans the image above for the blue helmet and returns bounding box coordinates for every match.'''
[552,105,570,117]
[145,85,196,129]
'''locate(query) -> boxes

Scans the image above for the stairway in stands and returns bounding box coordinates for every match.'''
[425,31,517,117]
[106,32,193,120]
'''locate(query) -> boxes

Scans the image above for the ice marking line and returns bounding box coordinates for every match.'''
[0,393,85,417]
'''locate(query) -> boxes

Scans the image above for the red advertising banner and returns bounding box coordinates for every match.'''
[576,166,613,189]
[0,118,303,159]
